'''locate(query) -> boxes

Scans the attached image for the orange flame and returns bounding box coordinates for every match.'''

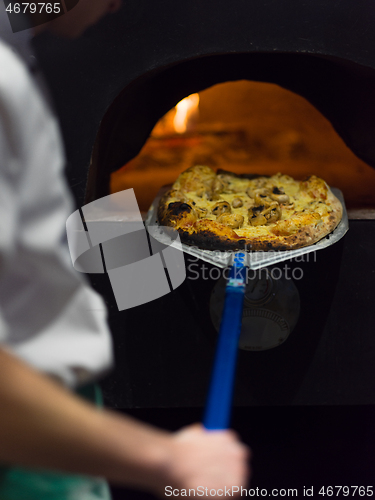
[173,93,200,134]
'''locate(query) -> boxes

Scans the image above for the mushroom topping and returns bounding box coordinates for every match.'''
[249,213,267,226]
[232,197,243,208]
[248,202,282,226]
[262,202,282,223]
[249,205,265,215]
[195,206,208,218]
[255,192,273,206]
[246,187,256,199]
[282,202,295,210]
[212,178,225,195]
[217,213,244,229]
[248,205,266,226]
[270,186,290,204]
[210,179,225,200]
[212,201,231,217]
[247,188,274,206]
[246,189,255,204]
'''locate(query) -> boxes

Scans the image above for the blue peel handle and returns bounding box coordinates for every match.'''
[203,254,247,430]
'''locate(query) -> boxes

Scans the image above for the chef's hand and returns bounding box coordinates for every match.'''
[154,424,251,497]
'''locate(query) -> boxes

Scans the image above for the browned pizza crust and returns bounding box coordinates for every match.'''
[157,166,343,252]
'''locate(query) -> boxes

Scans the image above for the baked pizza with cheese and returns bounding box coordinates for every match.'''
[157,165,343,251]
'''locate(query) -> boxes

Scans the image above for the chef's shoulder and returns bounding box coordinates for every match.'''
[0,39,38,107]
[0,39,51,165]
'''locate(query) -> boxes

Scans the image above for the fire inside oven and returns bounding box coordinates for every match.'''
[109,80,375,214]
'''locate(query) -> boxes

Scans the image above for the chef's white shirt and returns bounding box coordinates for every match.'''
[0,33,113,387]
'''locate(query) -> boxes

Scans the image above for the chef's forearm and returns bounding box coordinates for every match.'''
[0,348,171,490]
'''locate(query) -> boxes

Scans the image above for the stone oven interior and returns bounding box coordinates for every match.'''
[86,53,375,215]
[110,80,375,212]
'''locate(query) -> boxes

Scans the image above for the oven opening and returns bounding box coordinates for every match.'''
[108,80,375,215]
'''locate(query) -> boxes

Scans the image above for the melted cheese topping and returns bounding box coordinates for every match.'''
[167,168,335,237]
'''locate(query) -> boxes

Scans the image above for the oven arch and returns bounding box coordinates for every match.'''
[87,52,375,203]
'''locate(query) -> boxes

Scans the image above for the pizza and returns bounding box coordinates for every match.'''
[157,165,343,251]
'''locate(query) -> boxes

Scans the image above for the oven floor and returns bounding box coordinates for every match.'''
[110,405,375,499]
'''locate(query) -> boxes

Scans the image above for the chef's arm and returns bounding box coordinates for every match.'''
[0,348,250,495]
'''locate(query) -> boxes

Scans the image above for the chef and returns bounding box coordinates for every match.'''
[0,1,250,499]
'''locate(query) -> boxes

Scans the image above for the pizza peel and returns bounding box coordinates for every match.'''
[203,252,247,430]
[145,187,349,429]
